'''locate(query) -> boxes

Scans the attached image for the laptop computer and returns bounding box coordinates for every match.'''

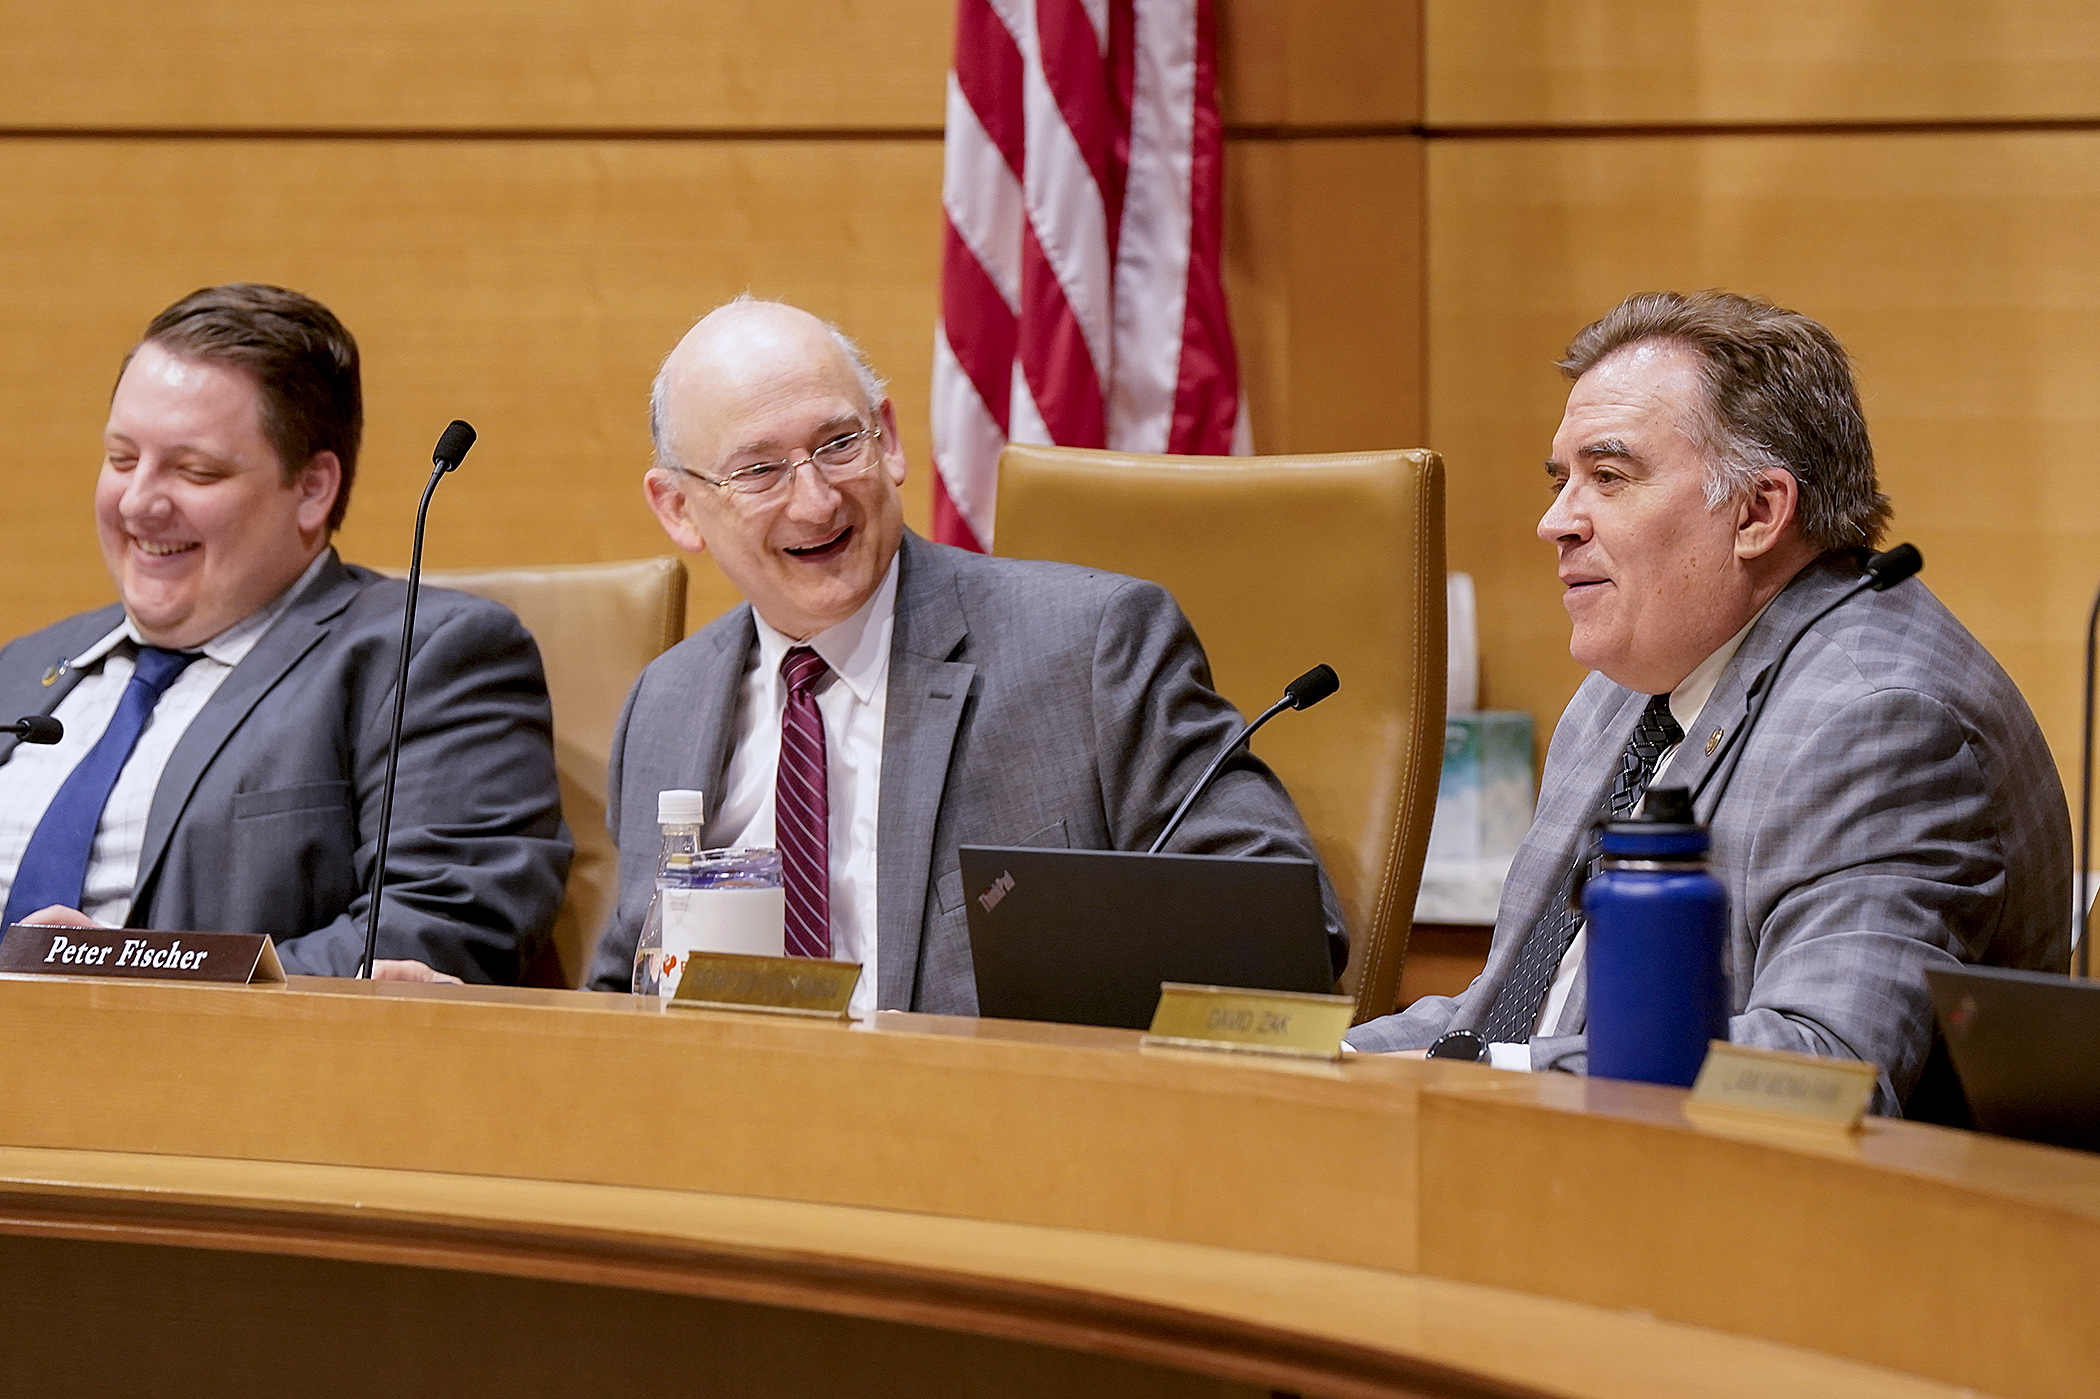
[1925,964,2100,1153]
[959,845,1336,1031]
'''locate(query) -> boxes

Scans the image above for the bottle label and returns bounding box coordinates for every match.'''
[662,885,787,960]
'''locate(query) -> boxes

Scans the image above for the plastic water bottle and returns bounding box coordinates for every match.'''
[1583,785,1731,1087]
[632,789,708,1000]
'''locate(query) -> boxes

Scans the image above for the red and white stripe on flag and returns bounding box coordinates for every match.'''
[932,0,1248,553]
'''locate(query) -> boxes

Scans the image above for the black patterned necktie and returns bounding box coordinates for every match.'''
[1476,693,1684,1045]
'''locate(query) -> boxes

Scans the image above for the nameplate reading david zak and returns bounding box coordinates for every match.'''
[0,925,286,985]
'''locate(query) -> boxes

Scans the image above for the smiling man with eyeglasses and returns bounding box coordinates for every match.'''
[585,297,1341,1017]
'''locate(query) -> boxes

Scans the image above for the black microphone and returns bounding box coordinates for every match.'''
[2080,570,2100,980]
[1147,664,1338,855]
[360,421,478,980]
[1690,543,1923,821]
[3,716,62,745]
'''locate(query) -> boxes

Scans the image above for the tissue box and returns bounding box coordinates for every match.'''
[1426,712,1535,862]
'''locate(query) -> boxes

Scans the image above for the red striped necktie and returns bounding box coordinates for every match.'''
[776,646,832,959]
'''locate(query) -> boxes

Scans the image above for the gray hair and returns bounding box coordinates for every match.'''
[649,295,888,473]
[1559,290,1891,551]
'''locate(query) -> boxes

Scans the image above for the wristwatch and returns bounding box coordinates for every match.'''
[1426,1029,1489,1063]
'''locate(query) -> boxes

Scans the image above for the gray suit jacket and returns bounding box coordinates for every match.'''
[1347,554,2071,1113]
[586,531,1342,1007]
[0,553,571,982]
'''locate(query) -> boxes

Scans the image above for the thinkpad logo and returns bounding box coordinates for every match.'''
[977,869,1016,913]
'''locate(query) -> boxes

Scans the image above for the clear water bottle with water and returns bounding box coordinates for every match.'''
[632,789,708,999]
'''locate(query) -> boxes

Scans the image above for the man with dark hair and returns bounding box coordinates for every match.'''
[1347,290,2069,1118]
[0,284,569,981]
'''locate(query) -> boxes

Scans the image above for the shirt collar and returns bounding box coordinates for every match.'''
[72,548,333,671]
[748,551,901,705]
[1666,597,1775,735]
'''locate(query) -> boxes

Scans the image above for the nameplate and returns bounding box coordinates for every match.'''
[0,924,286,985]
[1142,983,1355,1060]
[1686,1041,1877,1131]
[668,950,860,1019]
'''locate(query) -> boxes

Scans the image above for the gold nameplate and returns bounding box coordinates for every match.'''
[669,950,860,1019]
[1142,983,1355,1060]
[1686,1040,1878,1132]
[0,924,286,985]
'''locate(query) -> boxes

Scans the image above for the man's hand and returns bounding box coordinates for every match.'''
[370,959,464,985]
[14,906,100,929]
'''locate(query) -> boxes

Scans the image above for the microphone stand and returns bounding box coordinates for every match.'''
[2081,581,2098,979]
[360,421,476,979]
[1147,664,1339,855]
[1690,544,1921,823]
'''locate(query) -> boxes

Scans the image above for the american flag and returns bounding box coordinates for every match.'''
[932,0,1248,552]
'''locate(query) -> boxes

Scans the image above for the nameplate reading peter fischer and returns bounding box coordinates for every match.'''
[0,925,287,986]
[669,950,860,1019]
[1143,983,1355,1060]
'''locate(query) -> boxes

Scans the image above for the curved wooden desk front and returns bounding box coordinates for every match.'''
[0,976,2089,1399]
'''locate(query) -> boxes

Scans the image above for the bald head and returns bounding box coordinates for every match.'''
[651,298,885,473]
[641,297,909,640]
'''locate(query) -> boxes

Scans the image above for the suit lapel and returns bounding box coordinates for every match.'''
[1461,681,1641,1033]
[133,560,359,913]
[683,608,753,805]
[0,609,117,767]
[1657,557,1859,811]
[876,533,975,1011]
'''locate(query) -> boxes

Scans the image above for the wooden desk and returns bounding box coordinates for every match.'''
[0,975,2090,1398]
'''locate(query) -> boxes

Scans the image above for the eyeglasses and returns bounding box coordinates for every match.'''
[678,425,883,499]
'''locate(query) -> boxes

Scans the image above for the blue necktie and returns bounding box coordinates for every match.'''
[5,646,201,925]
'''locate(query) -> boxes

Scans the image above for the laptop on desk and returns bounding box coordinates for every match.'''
[959,845,1336,1031]
[1926,964,2100,1153]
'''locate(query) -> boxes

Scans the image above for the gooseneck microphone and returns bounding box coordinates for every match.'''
[3,716,62,745]
[360,420,478,980]
[2079,574,2099,979]
[1689,543,1924,822]
[1147,664,1339,855]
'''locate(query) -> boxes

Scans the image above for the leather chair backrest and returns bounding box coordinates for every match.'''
[423,557,687,986]
[993,446,1446,1023]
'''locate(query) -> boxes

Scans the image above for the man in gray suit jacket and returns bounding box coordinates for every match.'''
[0,284,569,982]
[584,298,1338,1011]
[1346,291,2069,1117]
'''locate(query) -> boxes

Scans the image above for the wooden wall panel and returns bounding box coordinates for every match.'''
[1426,1,2100,126]
[0,1,953,130]
[1227,137,1426,456]
[0,137,945,642]
[1219,0,1421,127]
[1429,131,2100,797]
[0,0,1421,135]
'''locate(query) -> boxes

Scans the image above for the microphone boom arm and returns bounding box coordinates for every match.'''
[360,420,476,979]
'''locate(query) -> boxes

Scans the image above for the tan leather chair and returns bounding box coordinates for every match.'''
[423,558,687,986]
[994,446,1446,1023]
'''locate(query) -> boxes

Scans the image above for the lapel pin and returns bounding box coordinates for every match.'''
[40,660,69,688]
[1704,728,1723,756]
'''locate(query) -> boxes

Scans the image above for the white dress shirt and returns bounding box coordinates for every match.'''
[711,555,898,1022]
[0,550,330,927]
[1485,605,1768,1072]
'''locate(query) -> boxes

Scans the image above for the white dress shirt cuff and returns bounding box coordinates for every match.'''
[1487,1041,1533,1072]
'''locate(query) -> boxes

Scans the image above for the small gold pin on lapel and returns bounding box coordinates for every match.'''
[40,659,69,687]
[1704,727,1723,756]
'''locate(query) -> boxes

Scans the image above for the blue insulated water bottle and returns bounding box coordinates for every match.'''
[1582,786,1731,1087]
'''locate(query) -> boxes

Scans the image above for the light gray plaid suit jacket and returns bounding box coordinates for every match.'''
[1346,553,2071,1113]
[586,530,1343,1008]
